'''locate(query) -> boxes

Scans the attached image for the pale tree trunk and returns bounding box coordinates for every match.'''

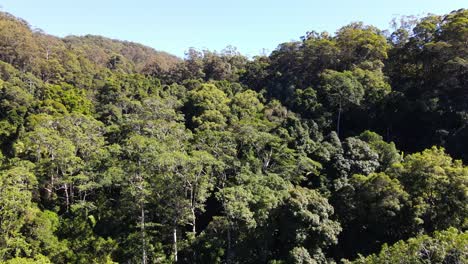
[64,183,69,212]
[188,173,201,264]
[191,194,197,264]
[173,226,178,263]
[189,183,197,235]
[191,207,196,234]
[262,149,273,172]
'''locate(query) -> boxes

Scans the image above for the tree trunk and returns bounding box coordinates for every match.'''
[192,208,196,263]
[191,207,196,234]
[64,183,69,212]
[190,186,197,264]
[173,226,178,263]
[141,204,147,264]
[190,186,196,235]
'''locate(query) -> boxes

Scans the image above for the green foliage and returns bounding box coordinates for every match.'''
[41,83,92,115]
[321,70,364,109]
[321,70,364,135]
[357,130,400,171]
[1,254,52,264]
[331,172,410,258]
[188,83,231,130]
[345,228,467,264]
[335,22,389,70]
[0,9,466,264]
[279,187,342,259]
[0,161,67,262]
[389,147,468,232]
[0,162,37,260]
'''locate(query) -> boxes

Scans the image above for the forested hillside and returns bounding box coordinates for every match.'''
[0,9,466,264]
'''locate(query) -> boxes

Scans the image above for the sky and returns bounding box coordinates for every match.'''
[1,0,465,57]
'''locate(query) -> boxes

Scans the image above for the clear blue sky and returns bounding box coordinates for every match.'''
[1,0,465,57]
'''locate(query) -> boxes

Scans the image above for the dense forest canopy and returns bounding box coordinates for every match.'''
[0,8,467,264]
